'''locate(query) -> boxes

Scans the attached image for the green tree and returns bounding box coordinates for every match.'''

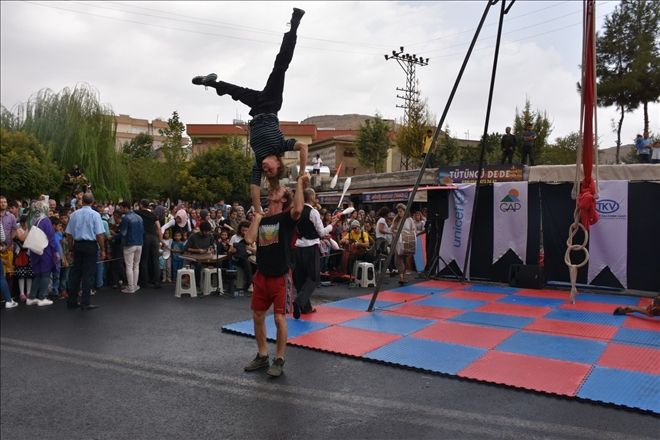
[461,132,502,165]
[433,125,460,167]
[596,2,640,162]
[8,85,129,200]
[125,156,168,201]
[356,114,391,173]
[122,132,154,158]
[396,100,431,169]
[0,128,63,200]
[624,0,660,134]
[177,144,251,204]
[513,99,553,164]
[0,104,19,131]
[596,1,659,162]
[544,132,580,165]
[159,111,187,200]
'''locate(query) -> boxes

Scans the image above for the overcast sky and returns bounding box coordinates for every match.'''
[1,1,657,149]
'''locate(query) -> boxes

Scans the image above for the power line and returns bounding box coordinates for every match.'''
[105,0,394,50]
[384,47,429,170]
[17,0,614,62]
[403,0,572,48]
[420,9,583,57]
[20,1,380,56]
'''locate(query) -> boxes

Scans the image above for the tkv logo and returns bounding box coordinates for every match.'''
[499,188,522,212]
[596,199,619,214]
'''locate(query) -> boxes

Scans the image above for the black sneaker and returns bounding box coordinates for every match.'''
[292,8,305,22]
[244,353,269,372]
[192,73,218,86]
[267,357,285,377]
[292,301,301,320]
[289,8,305,28]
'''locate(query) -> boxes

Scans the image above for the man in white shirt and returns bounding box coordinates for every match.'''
[311,154,322,174]
[292,188,337,318]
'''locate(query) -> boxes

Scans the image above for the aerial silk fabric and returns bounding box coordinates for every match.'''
[492,182,528,264]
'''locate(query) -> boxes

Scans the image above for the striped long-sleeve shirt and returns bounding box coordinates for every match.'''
[249,113,297,186]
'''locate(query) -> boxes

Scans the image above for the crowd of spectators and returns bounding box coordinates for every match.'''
[0,192,428,309]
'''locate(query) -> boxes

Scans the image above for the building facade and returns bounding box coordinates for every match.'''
[115,114,171,151]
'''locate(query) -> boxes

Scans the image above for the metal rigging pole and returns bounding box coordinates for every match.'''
[384,47,429,170]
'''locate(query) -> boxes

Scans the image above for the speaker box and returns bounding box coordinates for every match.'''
[509,264,545,289]
[425,189,449,273]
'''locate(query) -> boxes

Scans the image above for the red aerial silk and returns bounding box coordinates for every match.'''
[579,0,599,229]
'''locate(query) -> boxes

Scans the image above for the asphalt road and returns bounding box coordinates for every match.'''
[1,278,658,440]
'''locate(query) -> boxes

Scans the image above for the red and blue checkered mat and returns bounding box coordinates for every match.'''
[221,280,660,413]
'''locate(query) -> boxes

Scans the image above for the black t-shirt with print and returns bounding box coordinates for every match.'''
[256,211,297,277]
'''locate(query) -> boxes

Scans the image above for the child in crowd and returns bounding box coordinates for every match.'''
[108,215,125,289]
[49,217,63,300]
[216,228,233,270]
[14,215,33,302]
[59,223,72,300]
[170,231,186,280]
[161,230,173,283]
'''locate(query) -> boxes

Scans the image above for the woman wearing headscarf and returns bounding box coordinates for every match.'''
[27,200,58,306]
[390,203,416,285]
[160,208,191,237]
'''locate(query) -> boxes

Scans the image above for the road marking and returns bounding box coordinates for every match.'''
[1,337,651,440]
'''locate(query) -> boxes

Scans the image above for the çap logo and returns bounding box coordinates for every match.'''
[595,199,619,214]
[499,188,522,212]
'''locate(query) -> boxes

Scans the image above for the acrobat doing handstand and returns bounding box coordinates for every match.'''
[192,8,308,214]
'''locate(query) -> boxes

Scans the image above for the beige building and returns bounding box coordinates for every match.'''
[114,114,172,151]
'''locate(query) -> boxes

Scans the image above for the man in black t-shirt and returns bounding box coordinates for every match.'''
[135,199,162,288]
[184,221,214,286]
[500,126,516,165]
[242,174,306,378]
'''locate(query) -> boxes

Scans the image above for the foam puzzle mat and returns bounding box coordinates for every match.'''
[222,280,659,413]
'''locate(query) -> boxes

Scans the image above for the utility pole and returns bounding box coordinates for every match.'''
[385,46,429,170]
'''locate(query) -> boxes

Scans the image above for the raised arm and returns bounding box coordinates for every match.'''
[290,174,307,221]
[295,142,308,177]
[245,213,262,246]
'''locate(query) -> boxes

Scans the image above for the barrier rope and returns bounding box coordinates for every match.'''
[564,0,599,304]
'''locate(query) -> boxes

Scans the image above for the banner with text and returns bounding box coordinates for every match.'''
[437,165,523,185]
[588,180,628,288]
[493,181,528,263]
[438,184,476,276]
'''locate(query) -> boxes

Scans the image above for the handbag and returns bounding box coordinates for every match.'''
[397,219,417,256]
[23,219,48,255]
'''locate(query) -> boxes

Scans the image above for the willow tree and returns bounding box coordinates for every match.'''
[12,84,129,200]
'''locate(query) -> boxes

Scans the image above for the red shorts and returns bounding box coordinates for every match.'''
[251,270,293,315]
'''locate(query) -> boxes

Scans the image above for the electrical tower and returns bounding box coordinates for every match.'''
[385,46,429,170]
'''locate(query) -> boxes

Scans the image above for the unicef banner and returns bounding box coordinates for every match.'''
[492,182,528,263]
[438,184,476,276]
[588,180,628,288]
